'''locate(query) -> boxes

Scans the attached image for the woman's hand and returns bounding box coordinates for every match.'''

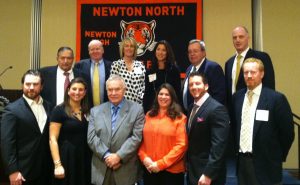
[54,164,65,179]
[148,162,160,173]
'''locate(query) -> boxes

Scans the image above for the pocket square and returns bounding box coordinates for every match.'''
[197,117,204,122]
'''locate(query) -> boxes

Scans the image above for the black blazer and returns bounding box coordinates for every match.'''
[0,97,53,182]
[182,58,226,111]
[75,58,112,107]
[39,65,84,106]
[186,96,230,185]
[143,64,181,113]
[225,49,275,108]
[232,87,294,184]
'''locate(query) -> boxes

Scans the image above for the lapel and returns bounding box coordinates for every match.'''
[197,59,207,73]
[252,87,268,139]
[103,103,112,138]
[112,100,129,137]
[188,97,210,135]
[21,98,42,133]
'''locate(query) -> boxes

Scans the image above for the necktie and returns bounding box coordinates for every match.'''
[188,104,199,130]
[234,54,242,88]
[93,62,100,106]
[63,72,70,92]
[240,90,254,152]
[111,106,119,131]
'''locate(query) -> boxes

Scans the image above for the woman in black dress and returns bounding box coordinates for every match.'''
[143,40,181,113]
[49,77,91,185]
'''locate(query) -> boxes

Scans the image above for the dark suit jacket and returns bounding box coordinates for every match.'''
[183,58,226,111]
[75,58,112,107]
[232,87,294,184]
[225,49,275,108]
[0,97,53,183]
[39,65,84,106]
[187,96,230,185]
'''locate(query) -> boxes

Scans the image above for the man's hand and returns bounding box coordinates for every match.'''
[105,153,121,168]
[9,171,26,185]
[198,174,212,185]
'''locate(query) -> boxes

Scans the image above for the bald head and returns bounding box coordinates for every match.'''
[232,26,250,54]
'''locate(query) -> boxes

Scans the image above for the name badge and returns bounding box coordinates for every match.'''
[255,109,269,121]
[148,73,157,82]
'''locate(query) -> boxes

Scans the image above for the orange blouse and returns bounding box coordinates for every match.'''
[138,112,188,173]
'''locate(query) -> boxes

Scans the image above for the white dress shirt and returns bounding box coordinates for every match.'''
[23,95,47,133]
[56,67,74,105]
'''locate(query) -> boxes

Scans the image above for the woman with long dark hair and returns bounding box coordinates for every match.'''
[143,40,181,113]
[49,77,91,185]
[139,83,187,185]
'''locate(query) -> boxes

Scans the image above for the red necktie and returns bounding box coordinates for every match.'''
[64,72,70,92]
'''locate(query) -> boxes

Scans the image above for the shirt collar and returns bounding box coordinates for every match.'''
[110,98,125,110]
[92,58,103,65]
[193,57,206,71]
[23,94,43,106]
[247,83,262,96]
[194,92,210,107]
[236,47,250,58]
[57,66,72,74]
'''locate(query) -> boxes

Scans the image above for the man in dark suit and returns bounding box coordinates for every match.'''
[1,70,53,185]
[225,26,275,108]
[182,39,226,111]
[75,39,112,107]
[232,58,294,185]
[40,46,84,106]
[186,72,230,185]
[87,74,144,185]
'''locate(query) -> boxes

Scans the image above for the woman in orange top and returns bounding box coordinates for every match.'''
[138,83,187,185]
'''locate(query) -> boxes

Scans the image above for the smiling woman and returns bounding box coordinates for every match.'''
[138,83,187,185]
[49,77,92,185]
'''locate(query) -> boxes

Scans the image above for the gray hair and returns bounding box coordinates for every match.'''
[189,39,206,51]
[106,74,127,90]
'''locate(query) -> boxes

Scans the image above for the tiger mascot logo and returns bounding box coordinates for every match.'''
[120,20,157,56]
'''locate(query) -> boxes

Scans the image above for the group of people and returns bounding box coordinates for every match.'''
[0,25,295,185]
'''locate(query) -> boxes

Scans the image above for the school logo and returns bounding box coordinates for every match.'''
[120,20,157,56]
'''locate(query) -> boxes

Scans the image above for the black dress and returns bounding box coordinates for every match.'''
[143,64,182,113]
[50,105,91,185]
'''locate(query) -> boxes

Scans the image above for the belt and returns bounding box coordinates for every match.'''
[239,152,253,157]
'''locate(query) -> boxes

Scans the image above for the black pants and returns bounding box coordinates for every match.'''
[143,169,184,185]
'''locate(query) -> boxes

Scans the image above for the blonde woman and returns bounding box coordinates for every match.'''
[110,37,146,104]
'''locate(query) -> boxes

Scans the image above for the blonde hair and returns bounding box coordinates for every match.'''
[119,37,138,59]
[243,57,264,72]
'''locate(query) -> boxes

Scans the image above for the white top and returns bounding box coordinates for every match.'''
[239,83,262,153]
[56,67,74,105]
[23,95,47,133]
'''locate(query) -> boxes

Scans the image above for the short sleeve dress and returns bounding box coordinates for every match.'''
[50,105,91,185]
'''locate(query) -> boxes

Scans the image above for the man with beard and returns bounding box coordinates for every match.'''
[1,70,53,185]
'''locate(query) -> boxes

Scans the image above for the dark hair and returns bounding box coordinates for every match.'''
[57,46,74,58]
[150,40,176,71]
[63,77,90,117]
[148,83,182,120]
[21,69,44,85]
[189,72,208,85]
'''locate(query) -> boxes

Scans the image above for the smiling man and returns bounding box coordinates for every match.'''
[87,74,144,185]
[182,39,225,112]
[186,72,230,185]
[75,40,112,107]
[1,70,53,185]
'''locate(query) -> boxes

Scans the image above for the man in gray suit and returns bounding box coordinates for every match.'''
[87,74,145,185]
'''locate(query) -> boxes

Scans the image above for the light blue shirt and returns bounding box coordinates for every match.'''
[90,59,105,102]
